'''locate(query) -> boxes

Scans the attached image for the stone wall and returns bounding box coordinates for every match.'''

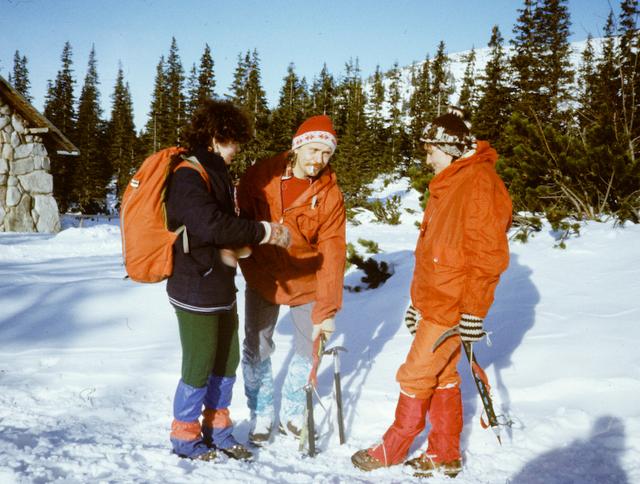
[0,97,60,233]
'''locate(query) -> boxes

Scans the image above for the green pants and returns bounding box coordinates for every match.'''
[176,308,240,388]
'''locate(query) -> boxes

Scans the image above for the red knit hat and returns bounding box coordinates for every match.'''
[291,115,338,154]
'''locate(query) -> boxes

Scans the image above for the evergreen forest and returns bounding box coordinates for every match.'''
[5,0,640,238]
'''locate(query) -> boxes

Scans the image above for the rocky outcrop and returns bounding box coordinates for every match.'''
[0,96,60,233]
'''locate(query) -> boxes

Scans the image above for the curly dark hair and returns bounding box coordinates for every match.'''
[181,99,252,151]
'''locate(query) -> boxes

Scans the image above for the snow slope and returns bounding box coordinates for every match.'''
[1,179,639,483]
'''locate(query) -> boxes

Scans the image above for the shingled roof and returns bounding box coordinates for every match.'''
[0,75,79,155]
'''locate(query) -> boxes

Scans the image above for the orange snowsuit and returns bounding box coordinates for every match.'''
[391,141,512,464]
[237,152,346,324]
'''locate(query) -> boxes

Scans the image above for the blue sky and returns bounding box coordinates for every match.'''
[0,0,618,130]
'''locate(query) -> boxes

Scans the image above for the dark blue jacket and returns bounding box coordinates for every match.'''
[165,148,266,313]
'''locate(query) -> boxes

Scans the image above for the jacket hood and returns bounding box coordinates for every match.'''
[429,140,497,197]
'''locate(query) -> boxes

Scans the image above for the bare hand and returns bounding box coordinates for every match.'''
[267,222,291,248]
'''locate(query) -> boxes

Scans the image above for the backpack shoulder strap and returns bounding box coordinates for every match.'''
[173,155,213,192]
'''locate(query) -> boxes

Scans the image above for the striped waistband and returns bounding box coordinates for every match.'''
[169,296,236,314]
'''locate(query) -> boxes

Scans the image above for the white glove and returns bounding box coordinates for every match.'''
[312,317,335,342]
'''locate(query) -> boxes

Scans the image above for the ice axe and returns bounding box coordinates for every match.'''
[462,341,502,445]
[302,382,317,456]
[323,345,347,445]
[432,327,502,445]
[300,334,326,457]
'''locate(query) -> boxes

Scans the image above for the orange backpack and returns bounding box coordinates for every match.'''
[120,146,212,283]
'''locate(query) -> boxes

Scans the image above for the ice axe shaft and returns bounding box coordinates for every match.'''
[462,341,502,445]
[304,383,316,456]
[431,327,502,445]
[302,335,326,457]
[324,345,347,445]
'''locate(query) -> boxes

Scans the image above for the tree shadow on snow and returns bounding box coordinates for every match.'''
[509,416,628,484]
[269,250,415,446]
[0,256,137,348]
[454,252,539,454]
[265,250,539,454]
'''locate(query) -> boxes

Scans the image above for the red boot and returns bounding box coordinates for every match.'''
[352,393,429,470]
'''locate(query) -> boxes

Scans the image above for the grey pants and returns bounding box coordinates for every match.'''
[242,285,314,363]
[242,286,314,421]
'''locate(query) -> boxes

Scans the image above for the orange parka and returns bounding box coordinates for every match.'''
[237,152,346,324]
[411,141,512,327]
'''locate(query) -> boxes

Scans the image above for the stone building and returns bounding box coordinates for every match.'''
[0,75,78,233]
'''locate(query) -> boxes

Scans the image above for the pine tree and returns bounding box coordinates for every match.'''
[269,63,308,153]
[230,49,270,176]
[617,0,640,164]
[245,50,270,129]
[538,0,574,123]
[144,56,167,154]
[576,35,597,117]
[408,54,434,158]
[299,76,311,118]
[569,28,622,220]
[197,43,216,102]
[186,43,216,119]
[107,65,137,200]
[164,37,186,146]
[309,63,335,116]
[473,26,512,146]
[430,41,454,116]
[332,58,372,206]
[228,52,249,105]
[10,50,31,101]
[499,0,578,221]
[595,12,618,118]
[510,0,540,113]
[74,45,109,212]
[509,0,573,124]
[367,64,387,169]
[458,48,477,115]
[548,4,640,224]
[406,55,437,204]
[185,63,199,120]
[387,61,409,170]
[565,13,617,216]
[575,3,640,221]
[44,41,77,212]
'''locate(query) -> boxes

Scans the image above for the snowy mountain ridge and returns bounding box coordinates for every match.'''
[365,37,605,113]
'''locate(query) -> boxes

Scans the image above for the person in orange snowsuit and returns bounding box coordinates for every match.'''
[352,107,512,477]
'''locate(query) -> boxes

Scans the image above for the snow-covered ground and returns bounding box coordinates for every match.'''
[1,178,639,483]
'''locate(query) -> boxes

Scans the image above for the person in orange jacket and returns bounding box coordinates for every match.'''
[352,107,512,477]
[236,115,346,444]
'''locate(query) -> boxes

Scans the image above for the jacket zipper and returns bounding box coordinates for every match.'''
[279,199,315,223]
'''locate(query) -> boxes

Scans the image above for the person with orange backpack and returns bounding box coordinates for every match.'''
[161,100,290,461]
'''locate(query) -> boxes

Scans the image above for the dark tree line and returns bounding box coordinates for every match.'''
[473,0,640,238]
[5,0,639,226]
